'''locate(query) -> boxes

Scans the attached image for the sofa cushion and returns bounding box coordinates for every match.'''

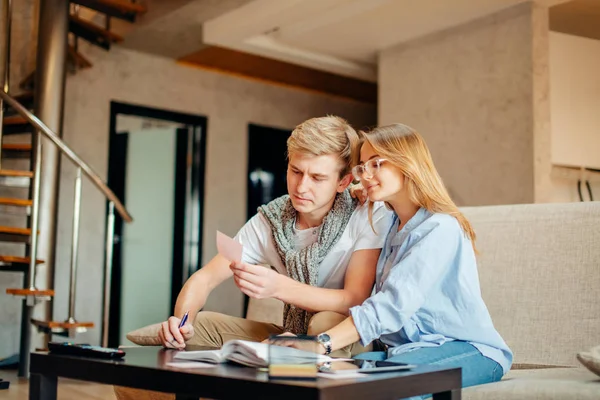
[461,202,600,367]
[463,367,600,400]
[126,322,162,346]
[578,345,600,377]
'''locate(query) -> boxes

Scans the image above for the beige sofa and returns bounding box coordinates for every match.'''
[246,201,600,399]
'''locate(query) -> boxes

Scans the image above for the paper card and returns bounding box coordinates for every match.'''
[216,231,243,264]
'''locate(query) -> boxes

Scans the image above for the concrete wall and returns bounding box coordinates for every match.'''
[378,3,552,206]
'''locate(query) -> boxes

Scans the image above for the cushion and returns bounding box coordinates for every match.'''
[578,345,600,377]
[126,322,162,346]
[461,202,600,367]
[463,367,600,400]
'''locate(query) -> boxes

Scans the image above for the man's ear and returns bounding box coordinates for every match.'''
[337,174,353,192]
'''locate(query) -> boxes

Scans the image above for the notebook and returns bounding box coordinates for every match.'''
[173,339,333,368]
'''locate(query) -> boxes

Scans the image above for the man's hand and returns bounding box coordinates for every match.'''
[230,261,285,299]
[158,316,194,349]
[349,183,367,205]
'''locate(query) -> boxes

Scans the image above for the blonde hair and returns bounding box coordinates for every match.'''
[287,116,359,178]
[362,123,477,251]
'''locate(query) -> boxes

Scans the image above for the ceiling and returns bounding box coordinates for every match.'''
[201,0,569,82]
[549,0,600,41]
[116,0,599,84]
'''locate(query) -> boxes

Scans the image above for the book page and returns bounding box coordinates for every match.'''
[173,349,225,363]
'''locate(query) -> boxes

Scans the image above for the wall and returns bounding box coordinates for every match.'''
[547,32,600,202]
[378,3,552,206]
[48,44,376,347]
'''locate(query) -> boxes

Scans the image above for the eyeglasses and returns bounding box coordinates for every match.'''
[352,158,387,181]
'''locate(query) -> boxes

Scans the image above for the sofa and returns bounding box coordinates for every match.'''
[245,201,600,399]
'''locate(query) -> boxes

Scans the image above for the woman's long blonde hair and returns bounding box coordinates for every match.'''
[363,123,477,251]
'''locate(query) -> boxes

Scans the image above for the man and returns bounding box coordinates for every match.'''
[115,116,390,399]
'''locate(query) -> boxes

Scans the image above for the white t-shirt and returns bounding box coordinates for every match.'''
[234,202,392,289]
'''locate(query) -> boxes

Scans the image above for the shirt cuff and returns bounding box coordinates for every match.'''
[350,303,380,347]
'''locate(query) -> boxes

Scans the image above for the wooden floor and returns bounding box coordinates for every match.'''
[0,368,117,400]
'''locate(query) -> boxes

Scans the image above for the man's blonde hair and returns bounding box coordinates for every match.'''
[287,116,359,178]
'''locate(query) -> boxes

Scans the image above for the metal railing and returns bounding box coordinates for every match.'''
[0,89,133,348]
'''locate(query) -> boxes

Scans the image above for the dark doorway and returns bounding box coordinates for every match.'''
[246,124,292,219]
[106,102,207,347]
[244,124,291,314]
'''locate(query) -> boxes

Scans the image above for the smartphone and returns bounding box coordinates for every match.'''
[318,359,416,374]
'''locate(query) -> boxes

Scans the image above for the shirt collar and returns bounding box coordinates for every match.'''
[389,207,430,246]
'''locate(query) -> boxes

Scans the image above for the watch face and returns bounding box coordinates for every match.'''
[319,333,331,342]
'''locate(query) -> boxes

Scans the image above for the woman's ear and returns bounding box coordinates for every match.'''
[338,174,353,192]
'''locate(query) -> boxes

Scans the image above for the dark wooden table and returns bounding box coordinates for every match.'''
[29,346,461,400]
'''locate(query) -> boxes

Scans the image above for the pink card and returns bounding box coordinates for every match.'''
[216,231,243,264]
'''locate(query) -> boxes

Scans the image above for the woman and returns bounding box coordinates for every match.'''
[288,123,512,393]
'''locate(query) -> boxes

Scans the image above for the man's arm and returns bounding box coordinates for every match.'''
[159,254,232,348]
[231,248,380,315]
[174,253,233,322]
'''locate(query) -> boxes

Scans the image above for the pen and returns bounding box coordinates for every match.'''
[178,311,189,329]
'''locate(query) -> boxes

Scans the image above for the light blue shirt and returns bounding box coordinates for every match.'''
[349,208,513,374]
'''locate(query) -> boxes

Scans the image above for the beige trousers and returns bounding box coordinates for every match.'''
[114,311,371,400]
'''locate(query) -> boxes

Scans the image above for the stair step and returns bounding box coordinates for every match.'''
[2,115,32,135]
[2,143,32,152]
[0,226,35,243]
[70,0,147,22]
[0,255,43,264]
[6,288,54,297]
[0,169,33,178]
[32,319,94,336]
[69,14,123,51]
[0,198,33,207]
[32,319,94,329]
[0,226,32,235]
[0,255,43,272]
[68,45,93,69]
[1,143,32,159]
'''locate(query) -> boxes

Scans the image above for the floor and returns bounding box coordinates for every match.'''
[0,368,117,400]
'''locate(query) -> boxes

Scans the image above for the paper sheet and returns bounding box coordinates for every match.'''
[166,361,216,369]
[317,372,367,379]
[216,231,243,263]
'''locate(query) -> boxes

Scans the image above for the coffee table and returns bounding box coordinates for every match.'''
[29,346,461,399]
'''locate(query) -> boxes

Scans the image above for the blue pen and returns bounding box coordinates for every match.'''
[178,311,189,329]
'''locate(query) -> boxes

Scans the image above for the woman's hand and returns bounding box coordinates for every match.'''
[349,183,368,205]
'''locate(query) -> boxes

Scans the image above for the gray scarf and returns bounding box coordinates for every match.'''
[258,190,357,334]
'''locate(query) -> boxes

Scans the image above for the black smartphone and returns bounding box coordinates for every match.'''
[318,359,416,374]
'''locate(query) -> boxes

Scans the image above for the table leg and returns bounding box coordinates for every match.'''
[29,374,57,400]
[432,389,461,400]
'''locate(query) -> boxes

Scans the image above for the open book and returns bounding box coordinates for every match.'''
[173,340,333,368]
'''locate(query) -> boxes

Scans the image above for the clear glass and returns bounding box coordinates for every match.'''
[267,334,319,380]
[352,158,386,181]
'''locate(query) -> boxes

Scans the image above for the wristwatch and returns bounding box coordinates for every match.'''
[316,333,332,355]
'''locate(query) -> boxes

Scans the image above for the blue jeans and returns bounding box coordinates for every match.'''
[354,341,503,399]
